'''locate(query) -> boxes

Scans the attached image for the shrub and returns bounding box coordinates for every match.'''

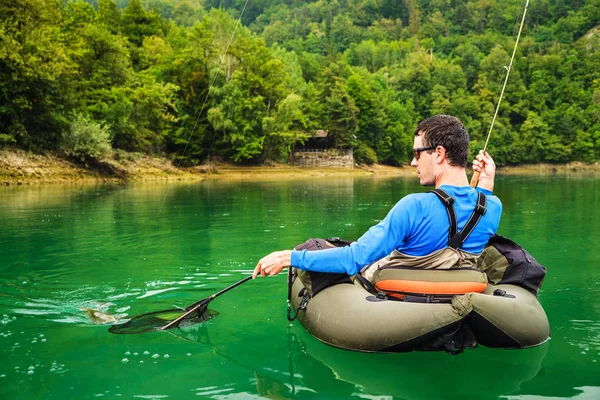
[354,141,378,165]
[0,134,16,147]
[62,115,112,162]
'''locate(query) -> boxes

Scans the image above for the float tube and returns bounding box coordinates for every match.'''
[290,277,550,353]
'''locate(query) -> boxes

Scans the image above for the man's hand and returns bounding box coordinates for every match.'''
[473,150,496,192]
[252,250,293,279]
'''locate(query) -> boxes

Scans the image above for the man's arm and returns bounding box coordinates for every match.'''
[253,195,417,278]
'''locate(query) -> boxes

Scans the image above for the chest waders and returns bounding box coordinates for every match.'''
[366,189,488,303]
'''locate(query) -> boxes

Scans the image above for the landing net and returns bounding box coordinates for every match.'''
[109,305,217,334]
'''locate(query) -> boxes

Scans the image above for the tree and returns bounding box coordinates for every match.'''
[119,75,179,153]
[324,81,358,149]
[121,0,164,69]
[97,0,121,34]
[346,72,383,155]
[454,43,482,89]
[0,0,75,149]
[301,81,325,132]
[262,93,309,161]
[330,13,361,53]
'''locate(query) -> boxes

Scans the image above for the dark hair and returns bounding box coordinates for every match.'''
[414,115,470,167]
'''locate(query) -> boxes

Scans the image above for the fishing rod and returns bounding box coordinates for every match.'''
[470,0,530,188]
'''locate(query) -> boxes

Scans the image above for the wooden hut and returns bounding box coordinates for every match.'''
[290,130,354,169]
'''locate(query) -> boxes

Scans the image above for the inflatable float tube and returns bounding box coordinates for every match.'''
[291,278,550,353]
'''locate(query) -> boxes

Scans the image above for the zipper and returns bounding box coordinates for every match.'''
[520,247,531,287]
[499,235,531,287]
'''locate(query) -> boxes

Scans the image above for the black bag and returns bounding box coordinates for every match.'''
[293,238,353,297]
[476,235,546,296]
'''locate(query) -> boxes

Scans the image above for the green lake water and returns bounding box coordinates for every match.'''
[1,174,599,399]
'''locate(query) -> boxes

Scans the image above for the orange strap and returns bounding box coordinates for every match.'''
[375,279,487,296]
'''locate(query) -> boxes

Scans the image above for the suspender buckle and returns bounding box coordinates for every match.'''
[376,291,388,300]
[475,203,487,215]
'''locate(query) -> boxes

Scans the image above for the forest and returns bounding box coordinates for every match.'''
[1,0,598,166]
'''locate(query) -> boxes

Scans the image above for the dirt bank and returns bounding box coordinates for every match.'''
[1,149,598,186]
[497,162,600,175]
[199,162,414,181]
[0,150,414,185]
[0,149,194,185]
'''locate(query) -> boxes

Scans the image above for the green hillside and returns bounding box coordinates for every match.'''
[1,0,598,165]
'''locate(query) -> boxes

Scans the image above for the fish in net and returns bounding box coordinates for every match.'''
[109,304,218,334]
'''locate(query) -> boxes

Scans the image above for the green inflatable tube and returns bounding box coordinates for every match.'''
[290,278,550,353]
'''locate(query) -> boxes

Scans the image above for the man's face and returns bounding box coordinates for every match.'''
[410,133,436,186]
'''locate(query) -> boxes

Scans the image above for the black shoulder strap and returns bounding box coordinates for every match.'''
[355,273,378,295]
[459,192,487,245]
[430,189,487,249]
[430,188,458,246]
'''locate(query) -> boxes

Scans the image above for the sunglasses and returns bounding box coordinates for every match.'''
[413,146,436,160]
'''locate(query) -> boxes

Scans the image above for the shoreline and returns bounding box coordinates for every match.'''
[1,149,598,186]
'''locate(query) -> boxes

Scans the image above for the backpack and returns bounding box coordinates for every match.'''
[476,234,546,296]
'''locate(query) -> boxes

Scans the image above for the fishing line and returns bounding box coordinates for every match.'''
[471,0,529,187]
[481,0,529,152]
[172,0,250,172]
[119,1,251,332]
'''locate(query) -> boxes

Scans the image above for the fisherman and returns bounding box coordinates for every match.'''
[252,115,501,282]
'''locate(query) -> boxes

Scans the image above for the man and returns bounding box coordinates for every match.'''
[252,115,501,279]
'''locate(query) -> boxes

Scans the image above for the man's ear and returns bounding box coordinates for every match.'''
[435,145,446,164]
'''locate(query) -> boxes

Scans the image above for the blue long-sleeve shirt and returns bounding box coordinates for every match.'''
[291,185,502,275]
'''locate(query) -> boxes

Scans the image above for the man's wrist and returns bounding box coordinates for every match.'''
[477,177,494,192]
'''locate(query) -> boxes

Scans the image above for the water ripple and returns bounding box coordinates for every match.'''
[568,319,600,354]
[137,288,178,299]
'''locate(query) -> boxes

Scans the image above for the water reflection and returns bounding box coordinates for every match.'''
[168,323,550,400]
[502,386,600,399]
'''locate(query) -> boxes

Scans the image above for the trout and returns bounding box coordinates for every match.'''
[81,308,119,324]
